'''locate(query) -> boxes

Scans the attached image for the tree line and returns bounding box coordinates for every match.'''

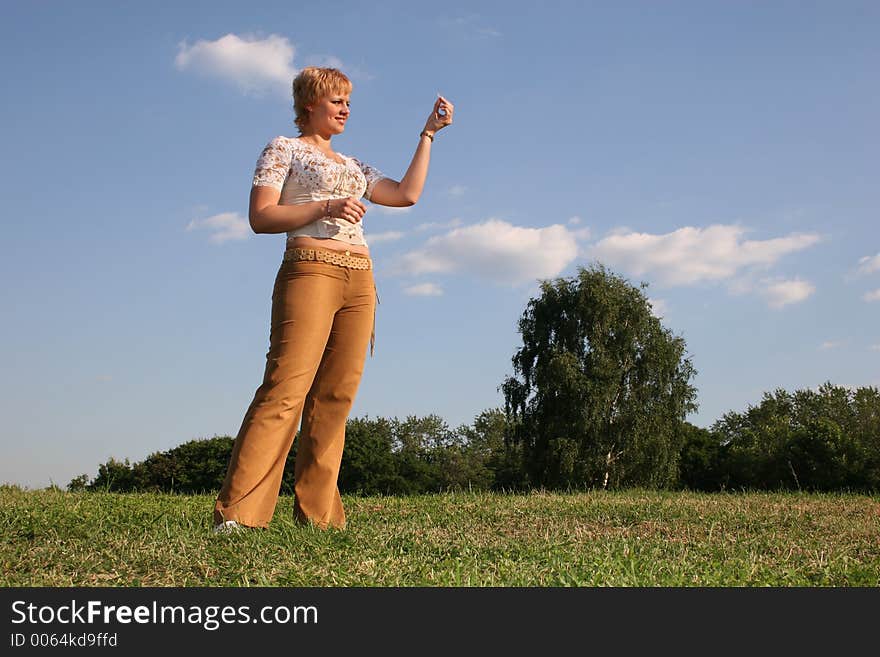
[68,411,515,495]
[68,265,880,494]
[68,383,880,495]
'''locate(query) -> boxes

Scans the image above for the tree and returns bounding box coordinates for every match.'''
[851,386,880,488]
[677,422,723,491]
[712,383,879,491]
[66,474,90,492]
[713,388,795,490]
[82,437,235,494]
[392,415,452,493]
[88,457,136,492]
[132,435,235,493]
[502,264,698,489]
[458,408,527,491]
[339,417,406,495]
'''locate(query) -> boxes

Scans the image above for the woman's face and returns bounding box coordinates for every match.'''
[307,92,351,136]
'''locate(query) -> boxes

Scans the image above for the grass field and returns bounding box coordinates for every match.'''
[2,486,878,586]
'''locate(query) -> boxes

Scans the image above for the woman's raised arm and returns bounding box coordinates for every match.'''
[369,95,454,207]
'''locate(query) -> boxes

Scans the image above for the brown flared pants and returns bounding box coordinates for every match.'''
[213,249,376,530]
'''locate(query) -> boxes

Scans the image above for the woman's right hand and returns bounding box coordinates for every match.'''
[331,197,367,223]
[422,95,454,136]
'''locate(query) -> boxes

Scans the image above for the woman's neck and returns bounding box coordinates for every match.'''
[298,130,332,150]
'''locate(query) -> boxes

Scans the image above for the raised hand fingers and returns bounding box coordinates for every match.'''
[425,94,454,133]
[436,96,453,122]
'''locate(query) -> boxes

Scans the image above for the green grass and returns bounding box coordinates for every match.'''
[2,487,878,586]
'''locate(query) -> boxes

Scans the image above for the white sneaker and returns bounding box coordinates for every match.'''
[213,520,245,534]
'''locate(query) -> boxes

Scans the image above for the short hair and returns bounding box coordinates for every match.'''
[292,67,353,132]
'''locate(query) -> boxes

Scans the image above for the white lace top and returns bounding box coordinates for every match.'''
[251,135,386,246]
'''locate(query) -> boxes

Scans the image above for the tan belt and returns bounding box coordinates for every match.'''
[283,247,372,270]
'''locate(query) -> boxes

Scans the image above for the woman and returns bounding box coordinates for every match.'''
[213,67,453,531]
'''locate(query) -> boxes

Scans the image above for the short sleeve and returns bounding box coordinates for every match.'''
[252,137,292,190]
[351,157,386,201]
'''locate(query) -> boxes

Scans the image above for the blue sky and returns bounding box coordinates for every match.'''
[1,1,878,489]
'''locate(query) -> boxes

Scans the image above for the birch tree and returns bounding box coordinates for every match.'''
[502,265,698,489]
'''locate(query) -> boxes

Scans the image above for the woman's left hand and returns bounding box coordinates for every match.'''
[423,95,454,136]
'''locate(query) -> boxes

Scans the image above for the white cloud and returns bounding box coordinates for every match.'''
[857,253,880,276]
[397,219,579,285]
[870,345,880,352]
[588,224,821,286]
[564,217,591,241]
[175,33,296,96]
[415,218,463,232]
[476,26,502,37]
[449,185,467,197]
[446,15,502,38]
[187,212,250,243]
[864,289,880,303]
[303,54,373,81]
[759,278,815,309]
[368,230,405,244]
[404,283,444,297]
[820,341,842,350]
[647,298,668,319]
[370,205,413,216]
[727,274,759,296]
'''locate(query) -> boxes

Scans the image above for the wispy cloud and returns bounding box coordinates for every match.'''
[475,26,502,37]
[448,185,467,197]
[303,54,373,81]
[870,344,880,352]
[444,15,502,38]
[647,298,668,319]
[566,217,591,241]
[370,205,413,216]
[175,33,297,96]
[186,212,250,243]
[857,253,880,276]
[368,230,405,244]
[820,341,842,350]
[415,218,463,232]
[403,283,444,297]
[864,288,880,303]
[589,224,821,287]
[759,278,815,309]
[396,219,578,285]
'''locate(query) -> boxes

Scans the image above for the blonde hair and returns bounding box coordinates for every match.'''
[292,67,353,132]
